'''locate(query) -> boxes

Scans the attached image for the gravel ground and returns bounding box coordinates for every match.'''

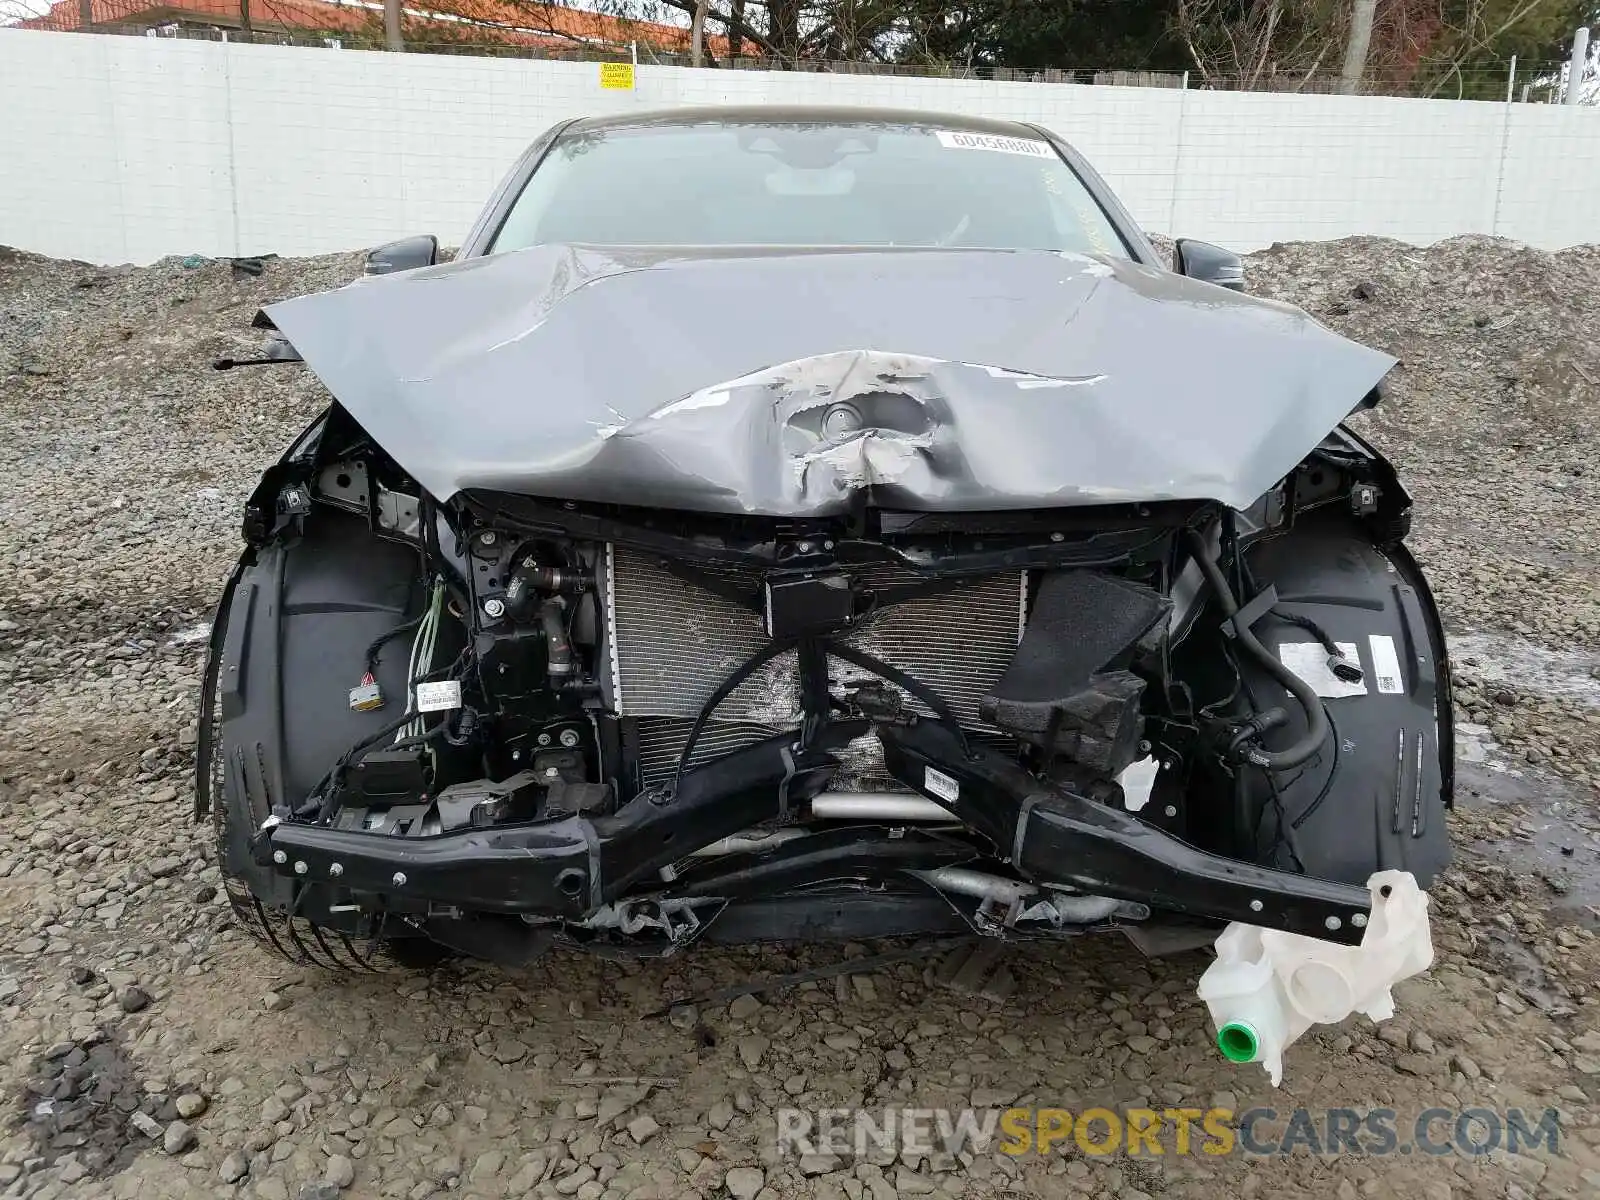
[1,237,1599,1200]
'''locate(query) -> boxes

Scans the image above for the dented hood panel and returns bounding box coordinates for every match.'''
[264,244,1395,515]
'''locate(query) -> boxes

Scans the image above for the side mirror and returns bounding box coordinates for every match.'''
[1174,239,1245,291]
[364,234,439,276]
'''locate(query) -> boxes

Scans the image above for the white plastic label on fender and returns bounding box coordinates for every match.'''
[934,130,1054,158]
[924,766,960,804]
[415,680,462,712]
[1278,641,1366,698]
[1368,635,1404,694]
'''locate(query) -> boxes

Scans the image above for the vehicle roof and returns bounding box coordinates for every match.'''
[561,105,1057,140]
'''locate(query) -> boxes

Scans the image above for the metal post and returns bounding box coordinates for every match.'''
[631,40,638,67]
[1181,70,1189,90]
[1565,27,1590,106]
[1505,55,1516,103]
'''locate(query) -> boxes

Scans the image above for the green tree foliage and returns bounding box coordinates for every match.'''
[897,0,1191,72]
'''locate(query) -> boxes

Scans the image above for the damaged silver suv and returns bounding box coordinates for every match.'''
[200,106,1451,976]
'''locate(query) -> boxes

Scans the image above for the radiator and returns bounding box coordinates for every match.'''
[604,545,1025,790]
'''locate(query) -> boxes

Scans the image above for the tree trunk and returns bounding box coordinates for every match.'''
[691,0,707,67]
[1339,0,1378,95]
[384,0,404,52]
[77,0,92,28]
[238,0,252,42]
[769,0,800,66]
[728,0,744,59]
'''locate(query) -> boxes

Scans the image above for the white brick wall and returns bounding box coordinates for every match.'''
[2,29,1596,265]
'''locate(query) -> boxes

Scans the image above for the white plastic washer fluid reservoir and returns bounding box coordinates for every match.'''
[1196,870,1433,1085]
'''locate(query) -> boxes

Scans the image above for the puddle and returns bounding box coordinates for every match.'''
[1457,758,1600,926]
[12,1026,154,1181]
[1447,629,1600,925]
[1448,631,1600,709]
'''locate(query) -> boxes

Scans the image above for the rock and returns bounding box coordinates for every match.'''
[488,1039,528,1065]
[325,1153,355,1189]
[1450,1053,1482,1080]
[262,1096,291,1124]
[262,992,291,1012]
[737,1036,769,1070]
[164,1120,197,1154]
[298,1185,341,1200]
[220,1151,250,1183]
[1395,1054,1434,1077]
[894,1165,936,1194]
[799,1153,838,1176]
[724,1167,765,1199]
[709,1100,736,1131]
[70,966,97,985]
[596,1089,644,1127]
[118,985,153,1013]
[554,1165,596,1195]
[194,884,217,904]
[131,1111,163,1138]
[469,1151,504,1182]
[176,1093,208,1118]
[504,1155,546,1193]
[728,994,763,1021]
[627,1114,660,1144]
[1490,1148,1547,1183]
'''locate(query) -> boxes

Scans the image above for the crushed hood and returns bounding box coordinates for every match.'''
[264,244,1395,516]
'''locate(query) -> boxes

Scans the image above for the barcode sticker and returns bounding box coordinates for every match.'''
[924,766,960,805]
[1368,635,1404,694]
[415,680,463,712]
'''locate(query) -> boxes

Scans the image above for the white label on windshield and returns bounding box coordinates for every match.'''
[935,130,1054,158]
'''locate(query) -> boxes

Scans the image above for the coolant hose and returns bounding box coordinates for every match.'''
[540,598,572,679]
[1184,530,1330,772]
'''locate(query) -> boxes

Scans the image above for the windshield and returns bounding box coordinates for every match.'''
[490,121,1130,258]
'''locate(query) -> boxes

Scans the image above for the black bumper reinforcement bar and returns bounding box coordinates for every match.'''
[263,718,1372,943]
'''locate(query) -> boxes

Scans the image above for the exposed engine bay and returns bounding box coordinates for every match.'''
[204,401,1452,965]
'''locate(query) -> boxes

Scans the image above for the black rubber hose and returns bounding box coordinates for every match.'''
[540,598,573,679]
[1184,530,1330,772]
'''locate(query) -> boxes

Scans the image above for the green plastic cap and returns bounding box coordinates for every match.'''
[1217,1021,1260,1063]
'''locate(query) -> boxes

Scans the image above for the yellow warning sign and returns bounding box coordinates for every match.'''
[599,62,635,90]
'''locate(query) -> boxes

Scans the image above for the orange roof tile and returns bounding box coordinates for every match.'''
[20,0,742,55]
